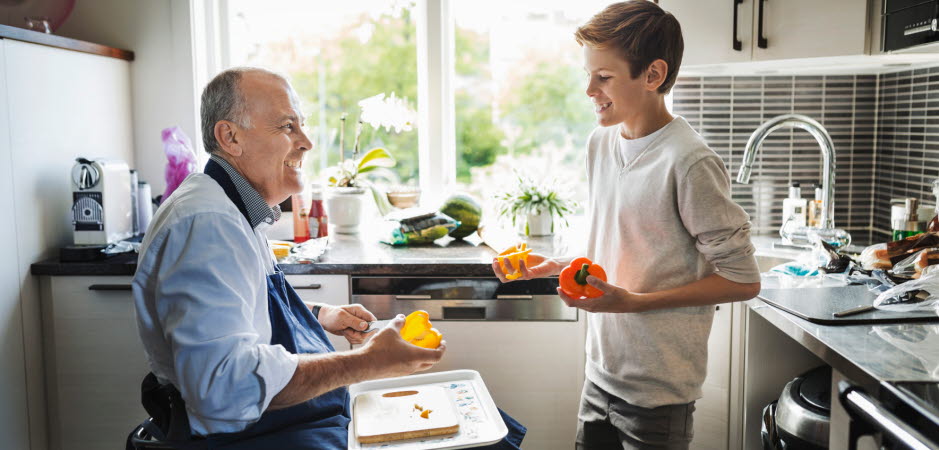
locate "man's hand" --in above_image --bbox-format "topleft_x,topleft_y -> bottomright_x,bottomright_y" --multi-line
557,275 -> 647,313
492,252 -> 562,282
360,315 -> 446,378
317,304 -> 377,345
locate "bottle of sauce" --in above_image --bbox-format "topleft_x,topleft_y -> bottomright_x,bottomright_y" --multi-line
292,191 -> 310,243
308,184 -> 328,239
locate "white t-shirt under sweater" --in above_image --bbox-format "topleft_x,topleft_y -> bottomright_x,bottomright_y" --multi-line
584,116 -> 760,409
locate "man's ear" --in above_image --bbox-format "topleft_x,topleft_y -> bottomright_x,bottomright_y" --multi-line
645,59 -> 669,92
214,121 -> 243,157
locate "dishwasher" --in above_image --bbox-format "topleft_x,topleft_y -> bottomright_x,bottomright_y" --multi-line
352,276 -> 586,450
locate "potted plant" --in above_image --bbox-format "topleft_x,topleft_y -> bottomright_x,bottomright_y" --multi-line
496,172 -> 576,237
324,93 -> 414,233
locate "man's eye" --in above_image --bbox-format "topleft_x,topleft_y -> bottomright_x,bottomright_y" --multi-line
282,124 -> 294,130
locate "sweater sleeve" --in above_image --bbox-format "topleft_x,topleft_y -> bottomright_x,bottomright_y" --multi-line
677,156 -> 761,284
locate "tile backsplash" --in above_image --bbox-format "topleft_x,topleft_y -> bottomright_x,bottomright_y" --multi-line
673,66 -> 939,245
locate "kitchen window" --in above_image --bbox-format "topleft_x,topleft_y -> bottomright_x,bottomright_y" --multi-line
198,0 -> 612,209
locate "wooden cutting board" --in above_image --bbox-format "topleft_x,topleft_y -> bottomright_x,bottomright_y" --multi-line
354,385 -> 460,444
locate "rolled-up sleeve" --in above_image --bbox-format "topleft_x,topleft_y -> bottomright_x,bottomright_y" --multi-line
678,156 -> 761,284
154,213 -> 299,433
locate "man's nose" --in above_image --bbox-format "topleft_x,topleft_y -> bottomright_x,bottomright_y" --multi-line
297,128 -> 313,152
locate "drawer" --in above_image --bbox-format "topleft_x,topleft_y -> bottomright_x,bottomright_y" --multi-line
286,274 -> 350,307
286,275 -> 351,351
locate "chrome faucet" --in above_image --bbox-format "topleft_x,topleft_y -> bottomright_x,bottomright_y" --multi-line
736,114 -> 836,229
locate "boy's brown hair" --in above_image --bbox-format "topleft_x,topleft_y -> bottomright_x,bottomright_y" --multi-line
575,1 -> 683,94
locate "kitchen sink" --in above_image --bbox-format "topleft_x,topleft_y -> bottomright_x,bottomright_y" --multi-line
755,254 -> 796,273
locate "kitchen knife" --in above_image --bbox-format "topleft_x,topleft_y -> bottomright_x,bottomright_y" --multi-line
363,319 -> 392,333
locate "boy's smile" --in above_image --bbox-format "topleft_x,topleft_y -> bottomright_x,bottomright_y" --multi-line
582,46 -> 673,139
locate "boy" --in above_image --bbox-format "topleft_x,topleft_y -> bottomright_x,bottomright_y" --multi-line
493,2 -> 761,449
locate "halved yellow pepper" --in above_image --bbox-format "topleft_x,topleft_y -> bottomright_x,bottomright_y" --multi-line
400,310 -> 443,349
497,243 -> 533,280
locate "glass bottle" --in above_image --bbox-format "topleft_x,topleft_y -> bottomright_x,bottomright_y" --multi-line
292,191 -> 310,243
929,178 -> 939,233
308,184 -> 328,239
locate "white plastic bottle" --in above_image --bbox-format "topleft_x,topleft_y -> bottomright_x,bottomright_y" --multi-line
782,182 -> 808,228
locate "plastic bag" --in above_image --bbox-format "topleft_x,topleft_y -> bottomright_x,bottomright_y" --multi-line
873,265 -> 939,313
161,126 -> 198,202
858,243 -> 890,271
379,208 -> 460,246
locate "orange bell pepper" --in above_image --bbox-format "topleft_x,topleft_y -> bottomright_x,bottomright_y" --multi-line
497,243 -> 533,280
399,310 -> 443,349
559,257 -> 607,299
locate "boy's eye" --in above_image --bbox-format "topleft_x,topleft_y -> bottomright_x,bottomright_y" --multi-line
598,76 -> 611,81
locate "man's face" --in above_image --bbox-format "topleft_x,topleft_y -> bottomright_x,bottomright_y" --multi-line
230,73 -> 312,206
583,46 -> 652,128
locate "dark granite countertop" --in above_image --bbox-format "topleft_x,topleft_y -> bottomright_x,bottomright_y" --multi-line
30,226 -> 579,277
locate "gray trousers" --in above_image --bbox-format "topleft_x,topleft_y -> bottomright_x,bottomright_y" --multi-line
575,381 -> 695,450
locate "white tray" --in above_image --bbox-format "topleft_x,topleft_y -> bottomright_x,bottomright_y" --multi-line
348,369 -> 508,450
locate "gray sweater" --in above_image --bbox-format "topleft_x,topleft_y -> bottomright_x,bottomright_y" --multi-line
584,116 -> 760,408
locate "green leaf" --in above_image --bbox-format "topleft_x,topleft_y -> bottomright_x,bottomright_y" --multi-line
357,147 -> 396,173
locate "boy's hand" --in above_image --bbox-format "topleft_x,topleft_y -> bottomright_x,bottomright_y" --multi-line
557,276 -> 648,313
492,253 -> 561,282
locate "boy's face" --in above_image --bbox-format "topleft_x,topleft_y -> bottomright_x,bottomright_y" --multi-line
583,46 -> 654,128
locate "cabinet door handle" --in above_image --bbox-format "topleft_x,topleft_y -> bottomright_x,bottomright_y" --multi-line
395,295 -> 432,300
88,284 -> 132,291
757,0 -> 768,49
293,284 -> 322,290
496,295 -> 533,300
732,0 -> 743,51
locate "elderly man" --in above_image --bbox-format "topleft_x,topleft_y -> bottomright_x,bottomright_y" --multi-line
132,68 -> 524,449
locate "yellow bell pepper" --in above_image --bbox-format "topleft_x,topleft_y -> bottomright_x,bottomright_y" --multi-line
497,243 -> 533,280
400,310 -> 443,349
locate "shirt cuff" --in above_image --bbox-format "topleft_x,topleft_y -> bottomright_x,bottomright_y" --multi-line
255,344 -> 300,413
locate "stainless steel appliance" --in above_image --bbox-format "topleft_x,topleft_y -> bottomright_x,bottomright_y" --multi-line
351,276 -> 575,322
839,381 -> 939,449
763,366 -> 832,450
883,0 -> 939,51
70,157 -> 133,245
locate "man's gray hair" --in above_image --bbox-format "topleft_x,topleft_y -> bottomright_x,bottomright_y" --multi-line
200,67 -> 287,153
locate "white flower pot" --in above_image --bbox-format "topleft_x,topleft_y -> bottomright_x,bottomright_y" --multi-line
325,187 -> 367,234
525,210 -> 554,237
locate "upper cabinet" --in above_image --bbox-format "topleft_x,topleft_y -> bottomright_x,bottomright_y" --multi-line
661,0 -> 872,67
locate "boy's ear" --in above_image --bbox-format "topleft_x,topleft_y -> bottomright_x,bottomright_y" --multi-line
645,59 -> 669,92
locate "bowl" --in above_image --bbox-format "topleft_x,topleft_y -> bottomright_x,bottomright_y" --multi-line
386,187 -> 421,209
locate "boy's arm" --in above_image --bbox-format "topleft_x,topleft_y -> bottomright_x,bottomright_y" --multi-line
558,273 -> 760,313
558,155 -> 762,313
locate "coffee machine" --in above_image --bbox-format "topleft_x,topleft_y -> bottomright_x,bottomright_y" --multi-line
70,157 -> 133,245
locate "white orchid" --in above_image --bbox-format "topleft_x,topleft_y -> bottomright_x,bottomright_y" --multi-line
358,92 -> 416,134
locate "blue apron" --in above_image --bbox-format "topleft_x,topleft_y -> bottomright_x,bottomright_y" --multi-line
194,160 -> 525,448
204,269 -> 350,449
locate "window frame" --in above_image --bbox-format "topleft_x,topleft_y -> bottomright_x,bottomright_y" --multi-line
195,0 -> 459,200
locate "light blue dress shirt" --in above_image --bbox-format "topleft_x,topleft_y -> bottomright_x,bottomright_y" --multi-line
133,168 -> 299,436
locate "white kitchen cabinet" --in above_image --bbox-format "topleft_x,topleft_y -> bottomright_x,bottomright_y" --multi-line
0,39 -> 31,450
39,276 -> 147,450
285,274 -> 351,351
425,317 -> 587,450
39,273 -> 351,450
661,0 -> 871,67
692,303 -> 734,449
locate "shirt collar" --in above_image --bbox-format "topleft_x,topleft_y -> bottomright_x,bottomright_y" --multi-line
209,154 -> 281,229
